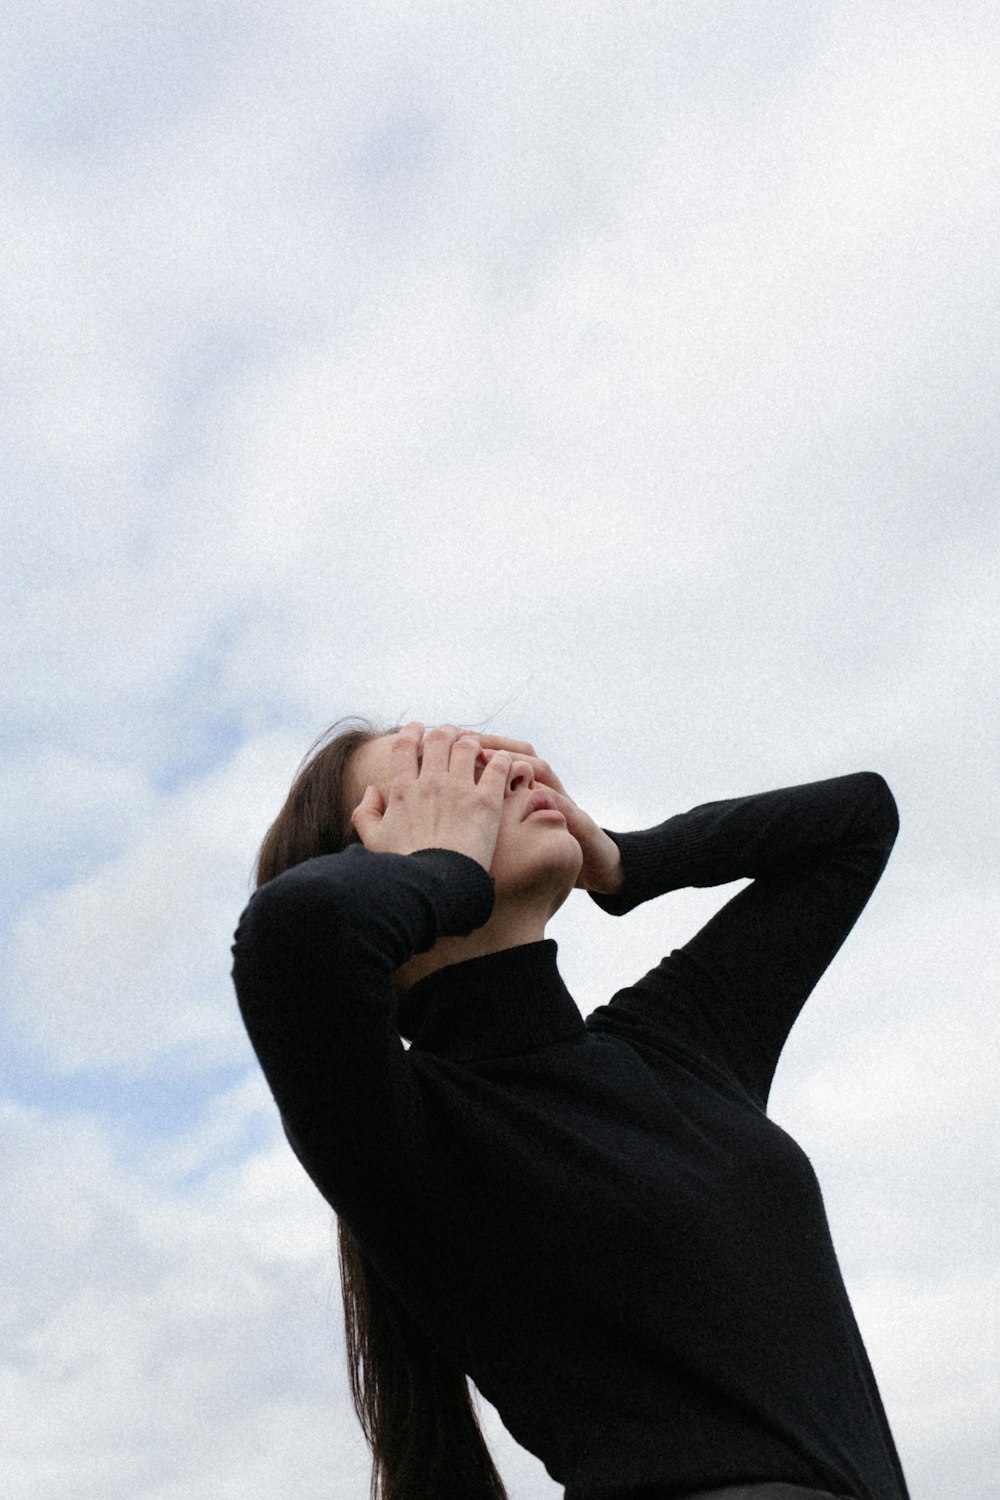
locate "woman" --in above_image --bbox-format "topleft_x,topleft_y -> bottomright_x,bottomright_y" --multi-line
231,718 -> 909,1500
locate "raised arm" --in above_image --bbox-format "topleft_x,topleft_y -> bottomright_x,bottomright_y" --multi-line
588,772 -> 900,1104
232,843 -> 495,1211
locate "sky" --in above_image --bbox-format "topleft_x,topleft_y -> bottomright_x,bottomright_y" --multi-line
2,1 -> 999,1496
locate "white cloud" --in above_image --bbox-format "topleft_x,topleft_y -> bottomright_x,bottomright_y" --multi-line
7,733 -> 303,1073
0,749 -> 155,902
853,1267 -> 1000,1500
0,1095 -> 361,1500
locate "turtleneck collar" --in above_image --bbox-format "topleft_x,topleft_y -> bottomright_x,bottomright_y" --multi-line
396,939 -> 586,1063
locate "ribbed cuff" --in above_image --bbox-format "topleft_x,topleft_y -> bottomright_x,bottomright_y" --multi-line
406,847 -> 497,936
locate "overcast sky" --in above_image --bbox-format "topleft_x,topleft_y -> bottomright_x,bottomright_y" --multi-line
3,2 -> 999,1496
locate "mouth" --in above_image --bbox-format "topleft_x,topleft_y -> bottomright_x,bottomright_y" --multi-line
523,790 -> 564,821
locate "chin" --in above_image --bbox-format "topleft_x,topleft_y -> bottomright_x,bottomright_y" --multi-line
492,827 -> 583,896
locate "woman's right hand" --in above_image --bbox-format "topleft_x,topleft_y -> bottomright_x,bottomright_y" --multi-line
350,722 -> 512,874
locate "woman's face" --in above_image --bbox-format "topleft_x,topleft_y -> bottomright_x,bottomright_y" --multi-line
346,729 -> 583,900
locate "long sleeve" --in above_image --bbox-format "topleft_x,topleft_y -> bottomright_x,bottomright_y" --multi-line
231,844 -> 495,1221
587,773 -> 899,1104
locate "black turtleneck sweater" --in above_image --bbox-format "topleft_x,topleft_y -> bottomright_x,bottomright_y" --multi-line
231,772 -> 908,1500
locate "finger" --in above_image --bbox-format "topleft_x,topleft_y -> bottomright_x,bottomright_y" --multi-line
388,722 -> 423,789
531,756 -> 565,794
449,733 -> 482,778
480,748 -> 511,798
420,723 -> 461,776
477,733 -> 537,756
480,747 -> 566,795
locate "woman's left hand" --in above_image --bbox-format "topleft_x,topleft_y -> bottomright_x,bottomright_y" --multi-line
476,735 -> 624,895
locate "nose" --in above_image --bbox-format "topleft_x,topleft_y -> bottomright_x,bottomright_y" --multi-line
507,756 -> 535,794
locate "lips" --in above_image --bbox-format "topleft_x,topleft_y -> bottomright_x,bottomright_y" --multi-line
523,789 -> 561,820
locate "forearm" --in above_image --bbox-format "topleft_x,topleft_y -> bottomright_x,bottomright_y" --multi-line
590,772 -> 899,917
231,844 -> 494,1128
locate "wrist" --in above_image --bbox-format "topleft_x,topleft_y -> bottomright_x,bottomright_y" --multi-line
590,839 -> 624,895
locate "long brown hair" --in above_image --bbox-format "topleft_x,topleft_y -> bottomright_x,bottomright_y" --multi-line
254,717 -> 510,1500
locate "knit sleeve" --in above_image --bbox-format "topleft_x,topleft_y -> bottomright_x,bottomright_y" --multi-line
231,845 -> 495,1218
587,773 -> 899,1105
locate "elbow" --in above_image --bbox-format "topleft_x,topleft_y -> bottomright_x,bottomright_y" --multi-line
857,771 -> 900,851
231,858 -> 337,985
232,874 -> 288,970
